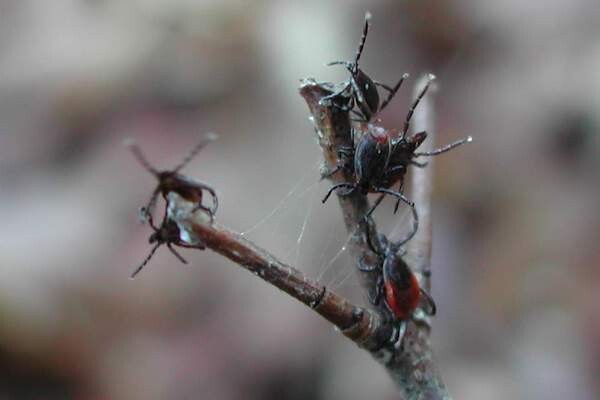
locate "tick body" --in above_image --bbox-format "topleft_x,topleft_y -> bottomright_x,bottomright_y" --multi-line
381,249 -> 424,321
353,126 -> 393,192
128,134 -> 219,222
383,258 -> 421,320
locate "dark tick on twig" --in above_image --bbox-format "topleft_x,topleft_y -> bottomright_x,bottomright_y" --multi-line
127,133 -> 219,223
130,206 -> 206,279
319,12 -> 409,122
358,227 -> 436,347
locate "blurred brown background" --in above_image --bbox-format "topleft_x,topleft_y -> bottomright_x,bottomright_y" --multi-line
1,0 -> 599,399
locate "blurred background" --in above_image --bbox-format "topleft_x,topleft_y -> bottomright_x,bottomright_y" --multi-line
1,0 -> 599,399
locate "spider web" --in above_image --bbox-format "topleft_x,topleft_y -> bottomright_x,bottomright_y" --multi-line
233,156 -> 354,292
237,158 -> 331,270
239,159 -> 321,236
314,195 -> 416,302
236,156 -> 416,303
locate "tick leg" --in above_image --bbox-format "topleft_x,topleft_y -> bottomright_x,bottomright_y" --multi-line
392,180 -> 405,214
193,182 -> 219,216
364,224 -> 382,255
401,74 -> 435,138
357,255 -> 378,272
365,274 -> 383,306
179,241 -> 206,250
319,82 -> 352,110
354,14 -> 370,64
130,243 -> 161,279
326,60 -> 352,67
349,78 -> 368,111
337,146 -> 354,158
357,256 -> 384,306
128,142 -> 159,175
145,207 -> 161,232
167,244 -> 188,264
385,165 -> 407,177
349,78 -> 376,121
414,136 -> 472,157
375,82 -> 396,93
321,163 -> 343,179
321,147 -> 354,179
207,190 -> 219,216
419,288 -> 437,316
373,187 -> 418,247
358,257 -> 384,306
321,183 -> 356,204
392,321 -> 408,350
377,73 -> 409,112
138,207 -> 149,223
329,96 -> 354,112
141,187 -> 161,223
350,108 -> 368,122
375,166 -> 406,214
191,203 -> 215,223
396,201 -> 419,247
364,192 -> 386,218
339,186 -> 357,196
373,275 -> 384,305
376,188 -> 414,208
172,134 -> 218,173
